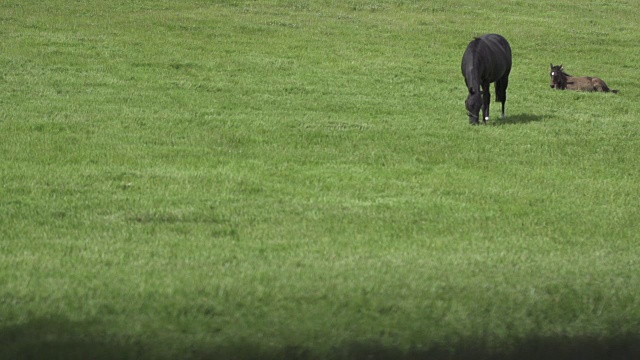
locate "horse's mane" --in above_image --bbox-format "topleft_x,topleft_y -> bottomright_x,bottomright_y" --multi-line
560,69 -> 572,77
471,37 -> 482,49
468,37 -> 483,66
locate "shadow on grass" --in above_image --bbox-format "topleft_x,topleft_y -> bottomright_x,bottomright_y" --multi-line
493,113 -> 551,126
1,318 -> 639,360
0,318 -> 148,360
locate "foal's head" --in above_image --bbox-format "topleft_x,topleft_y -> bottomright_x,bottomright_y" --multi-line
550,64 -> 568,90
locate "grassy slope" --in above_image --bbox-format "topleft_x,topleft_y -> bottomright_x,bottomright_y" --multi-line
1,0 -> 639,359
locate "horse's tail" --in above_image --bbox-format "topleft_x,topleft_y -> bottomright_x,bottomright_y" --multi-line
604,85 -> 619,94
597,78 -> 619,94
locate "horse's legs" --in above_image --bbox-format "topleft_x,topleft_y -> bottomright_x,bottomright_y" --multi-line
481,83 -> 491,124
495,76 -> 509,119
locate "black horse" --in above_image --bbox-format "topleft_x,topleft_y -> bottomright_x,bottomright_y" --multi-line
461,34 -> 512,125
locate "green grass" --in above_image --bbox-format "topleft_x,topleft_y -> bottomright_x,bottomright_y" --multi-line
1,0 -> 640,359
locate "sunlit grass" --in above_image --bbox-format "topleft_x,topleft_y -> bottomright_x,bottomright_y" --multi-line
1,0 -> 639,359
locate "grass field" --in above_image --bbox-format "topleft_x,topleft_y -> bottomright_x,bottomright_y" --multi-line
1,0 -> 640,359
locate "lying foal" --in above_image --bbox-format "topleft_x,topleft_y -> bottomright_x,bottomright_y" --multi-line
550,64 -> 618,93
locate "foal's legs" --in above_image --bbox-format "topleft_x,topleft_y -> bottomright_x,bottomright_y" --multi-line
481,83 -> 491,124
495,76 -> 509,119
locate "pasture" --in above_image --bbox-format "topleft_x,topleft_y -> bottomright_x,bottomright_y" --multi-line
1,0 -> 639,359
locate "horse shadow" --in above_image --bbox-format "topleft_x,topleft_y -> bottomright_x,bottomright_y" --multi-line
493,113 -> 550,125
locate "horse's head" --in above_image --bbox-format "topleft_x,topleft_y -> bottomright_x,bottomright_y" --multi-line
550,64 -> 566,89
465,88 -> 482,124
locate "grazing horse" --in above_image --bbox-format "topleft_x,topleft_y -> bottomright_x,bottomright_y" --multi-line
461,34 -> 512,125
550,64 -> 619,93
